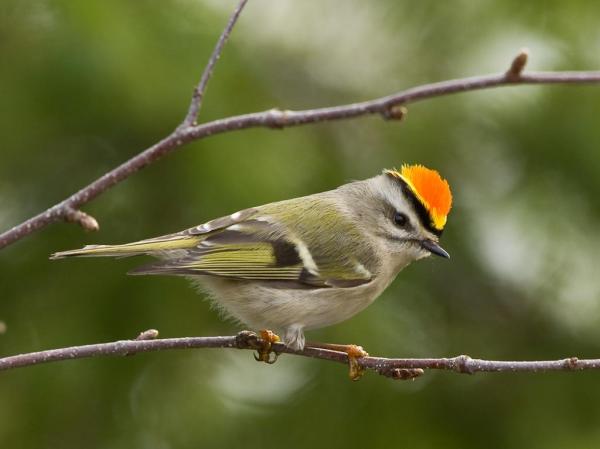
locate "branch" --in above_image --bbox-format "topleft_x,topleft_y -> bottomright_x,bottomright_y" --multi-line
1,331 -> 600,381
181,0 -> 248,128
2,18 -> 600,251
0,0 -> 249,250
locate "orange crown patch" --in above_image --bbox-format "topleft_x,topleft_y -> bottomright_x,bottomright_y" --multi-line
386,164 -> 452,230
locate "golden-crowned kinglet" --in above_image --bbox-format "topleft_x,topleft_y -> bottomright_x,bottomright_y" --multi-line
52,164 -> 452,350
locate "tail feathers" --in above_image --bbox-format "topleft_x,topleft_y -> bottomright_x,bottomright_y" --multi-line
50,244 -> 148,259
50,236 -> 198,260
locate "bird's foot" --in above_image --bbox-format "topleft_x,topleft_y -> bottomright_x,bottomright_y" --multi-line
306,341 -> 369,381
346,344 -> 369,381
254,329 -> 281,364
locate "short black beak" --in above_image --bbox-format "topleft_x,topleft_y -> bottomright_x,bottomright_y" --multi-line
421,239 -> 450,259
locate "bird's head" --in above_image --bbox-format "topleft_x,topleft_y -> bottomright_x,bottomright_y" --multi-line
350,164 -> 453,265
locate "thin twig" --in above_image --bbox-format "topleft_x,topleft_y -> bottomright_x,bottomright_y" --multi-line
182,71 -> 600,132
1,331 -> 599,381
1,43 -> 600,251
181,0 -> 249,128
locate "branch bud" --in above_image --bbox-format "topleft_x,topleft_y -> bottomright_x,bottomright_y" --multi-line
506,48 -> 529,81
64,207 -> 100,232
382,105 -> 408,121
135,329 -> 160,341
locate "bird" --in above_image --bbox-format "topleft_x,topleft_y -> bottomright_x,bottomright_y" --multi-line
51,164 -> 452,369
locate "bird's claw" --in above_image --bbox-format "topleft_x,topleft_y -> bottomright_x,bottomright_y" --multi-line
254,329 -> 281,364
253,351 -> 279,364
347,345 -> 369,381
305,341 -> 370,380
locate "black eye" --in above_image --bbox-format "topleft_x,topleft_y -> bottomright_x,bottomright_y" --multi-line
393,212 -> 409,227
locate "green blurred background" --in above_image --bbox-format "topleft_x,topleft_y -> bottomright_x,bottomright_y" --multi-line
2,0 -> 600,447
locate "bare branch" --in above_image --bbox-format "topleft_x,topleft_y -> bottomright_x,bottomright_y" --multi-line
1,29 -> 600,251
181,0 -> 249,128
1,331 -> 599,380
0,0 -> 251,251
181,71 -> 600,134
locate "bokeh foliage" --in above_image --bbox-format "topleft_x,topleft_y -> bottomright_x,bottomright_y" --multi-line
2,1 -> 600,448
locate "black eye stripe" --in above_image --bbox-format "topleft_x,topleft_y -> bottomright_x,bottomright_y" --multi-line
388,176 -> 443,237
